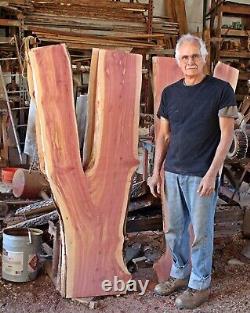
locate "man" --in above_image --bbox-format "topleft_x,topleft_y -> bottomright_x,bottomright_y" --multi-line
148,34 -> 238,309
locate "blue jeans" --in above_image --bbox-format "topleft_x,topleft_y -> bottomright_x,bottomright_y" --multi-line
164,171 -> 219,290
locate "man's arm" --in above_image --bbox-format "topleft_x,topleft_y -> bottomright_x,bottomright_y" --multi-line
197,116 -> 235,196
148,117 -> 170,197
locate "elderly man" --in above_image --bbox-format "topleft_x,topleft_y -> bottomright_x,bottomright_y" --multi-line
148,34 -> 237,309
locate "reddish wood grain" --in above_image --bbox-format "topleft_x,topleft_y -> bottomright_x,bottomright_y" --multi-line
152,57 -> 183,135
152,57 -> 183,282
213,61 -> 239,91
29,44 -> 142,297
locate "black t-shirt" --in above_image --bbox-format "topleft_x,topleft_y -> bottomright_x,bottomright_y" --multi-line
157,75 -> 237,177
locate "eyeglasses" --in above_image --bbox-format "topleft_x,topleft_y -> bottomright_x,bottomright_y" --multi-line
180,54 -> 202,63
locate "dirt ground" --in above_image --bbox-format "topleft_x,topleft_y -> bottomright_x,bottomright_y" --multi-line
0,233 -> 249,313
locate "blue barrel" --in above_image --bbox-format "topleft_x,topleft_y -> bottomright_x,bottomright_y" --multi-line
2,228 -> 43,282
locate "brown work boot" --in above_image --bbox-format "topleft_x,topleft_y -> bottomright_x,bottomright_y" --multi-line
175,287 -> 210,309
154,277 -> 189,296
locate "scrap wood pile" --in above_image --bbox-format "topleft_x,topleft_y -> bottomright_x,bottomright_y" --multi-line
3,199 -> 58,229
0,0 -> 179,51
0,168 -> 58,235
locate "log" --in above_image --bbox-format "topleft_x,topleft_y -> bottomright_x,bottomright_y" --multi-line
15,198 -> 55,217
9,210 -> 59,228
12,169 -> 50,199
0,199 -> 36,207
29,44 -> 142,297
152,57 -> 183,282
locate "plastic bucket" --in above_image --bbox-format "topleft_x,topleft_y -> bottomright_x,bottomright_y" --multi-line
2,228 -> 43,282
1,167 -> 19,183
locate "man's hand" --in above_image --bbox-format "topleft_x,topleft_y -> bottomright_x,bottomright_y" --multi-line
197,174 -> 216,197
147,174 -> 161,198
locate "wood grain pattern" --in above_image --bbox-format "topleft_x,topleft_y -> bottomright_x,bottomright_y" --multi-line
3,1 -> 179,52
213,61 -> 239,91
152,56 -> 183,135
29,44 -> 142,297
152,57 -> 183,282
174,0 -> 188,35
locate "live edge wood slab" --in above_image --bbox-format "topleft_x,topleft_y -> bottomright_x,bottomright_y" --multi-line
29,44 -> 142,298
152,57 -> 183,282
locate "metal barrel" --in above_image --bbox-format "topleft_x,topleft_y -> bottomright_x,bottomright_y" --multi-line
2,228 -> 43,282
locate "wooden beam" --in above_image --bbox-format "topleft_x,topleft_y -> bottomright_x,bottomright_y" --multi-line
174,0 -> 188,34
0,19 -> 20,27
164,0 -> 176,20
222,3 -> 250,15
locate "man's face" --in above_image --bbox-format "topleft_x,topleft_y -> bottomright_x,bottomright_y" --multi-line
177,42 -> 206,77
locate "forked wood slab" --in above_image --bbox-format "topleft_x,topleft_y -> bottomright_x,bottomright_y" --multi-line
29,44 -> 142,297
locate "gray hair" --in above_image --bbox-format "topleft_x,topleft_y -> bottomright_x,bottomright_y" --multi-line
175,33 -> 208,65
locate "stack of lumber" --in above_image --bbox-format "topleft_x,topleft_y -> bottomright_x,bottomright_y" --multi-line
164,0 -> 188,35
1,0 -> 179,51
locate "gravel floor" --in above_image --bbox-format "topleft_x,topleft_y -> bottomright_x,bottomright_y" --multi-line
0,233 -> 249,313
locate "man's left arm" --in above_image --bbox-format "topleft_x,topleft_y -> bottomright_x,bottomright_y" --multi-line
197,116 -> 235,196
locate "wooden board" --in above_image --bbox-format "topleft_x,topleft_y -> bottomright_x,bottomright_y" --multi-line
174,0 -> 188,35
164,0 -> 176,20
152,57 -> 183,282
29,44 -> 142,297
213,61 -> 239,91
164,0 -> 187,34
152,57 -> 183,134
